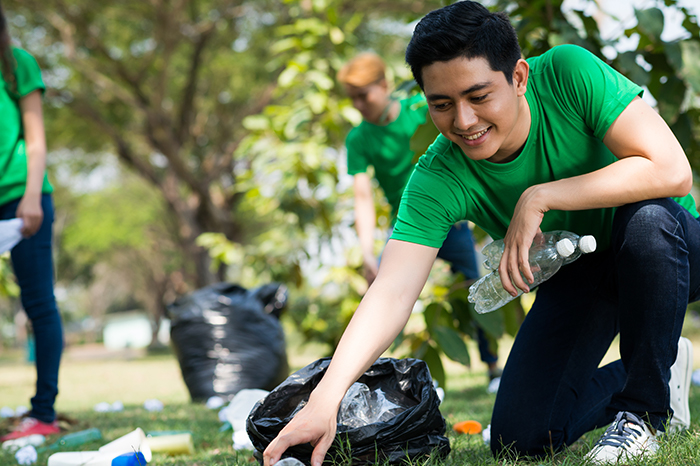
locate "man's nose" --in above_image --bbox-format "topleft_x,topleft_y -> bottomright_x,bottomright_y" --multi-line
454,103 -> 478,131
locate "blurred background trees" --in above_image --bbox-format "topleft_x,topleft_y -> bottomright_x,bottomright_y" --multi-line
1,0 -> 698,382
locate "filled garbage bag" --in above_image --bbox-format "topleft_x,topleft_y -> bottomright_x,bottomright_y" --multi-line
247,357 -> 450,465
168,282 -> 289,402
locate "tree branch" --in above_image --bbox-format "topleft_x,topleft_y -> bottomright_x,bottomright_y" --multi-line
176,24 -> 215,146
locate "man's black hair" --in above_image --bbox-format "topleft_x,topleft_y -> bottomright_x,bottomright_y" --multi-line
406,1 -> 522,89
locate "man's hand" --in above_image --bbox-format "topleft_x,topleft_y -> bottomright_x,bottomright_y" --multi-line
16,194 -> 43,237
499,185 -> 547,296
263,396 -> 339,466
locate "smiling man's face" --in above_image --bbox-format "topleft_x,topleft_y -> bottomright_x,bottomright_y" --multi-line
422,56 -> 530,163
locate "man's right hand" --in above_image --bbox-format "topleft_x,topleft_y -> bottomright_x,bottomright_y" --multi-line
263,396 -> 339,466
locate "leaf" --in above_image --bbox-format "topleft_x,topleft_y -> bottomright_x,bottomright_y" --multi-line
329,27 -> 345,45
502,299 -> 525,338
635,8 -> 665,42
681,40 -> 700,94
242,115 -> 270,131
409,118 -> 440,163
664,41 -> 683,74
471,299 -> 505,339
655,74 -> 686,123
422,344 -> 446,390
433,325 -> 471,367
423,302 -> 444,332
615,52 -> 650,88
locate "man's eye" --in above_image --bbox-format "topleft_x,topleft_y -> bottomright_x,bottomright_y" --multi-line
432,103 -> 450,110
472,94 -> 488,102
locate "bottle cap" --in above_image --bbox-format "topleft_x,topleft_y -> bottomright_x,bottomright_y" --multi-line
579,235 -> 597,253
556,238 -> 575,257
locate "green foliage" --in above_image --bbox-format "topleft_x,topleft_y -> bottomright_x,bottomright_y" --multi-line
501,0 -> 700,166
0,255 -> 19,298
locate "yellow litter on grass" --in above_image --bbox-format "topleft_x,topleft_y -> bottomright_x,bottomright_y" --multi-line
145,433 -> 194,455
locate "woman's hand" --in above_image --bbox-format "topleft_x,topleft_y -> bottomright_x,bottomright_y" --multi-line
263,394 -> 339,466
16,194 -> 43,237
498,185 -> 548,296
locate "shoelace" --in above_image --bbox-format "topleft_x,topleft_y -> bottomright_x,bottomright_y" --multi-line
596,412 -> 645,448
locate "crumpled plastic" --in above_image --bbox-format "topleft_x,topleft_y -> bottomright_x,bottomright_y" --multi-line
144,399 -> 164,412
0,218 -> 23,254
94,401 -> 124,412
206,396 -> 225,410
247,357 -> 451,465
336,382 -> 406,428
15,445 -> 37,465
482,424 -> 492,446
1,434 -> 45,453
220,389 -> 270,450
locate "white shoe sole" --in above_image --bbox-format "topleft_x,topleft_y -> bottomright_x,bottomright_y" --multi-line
668,336 -> 693,432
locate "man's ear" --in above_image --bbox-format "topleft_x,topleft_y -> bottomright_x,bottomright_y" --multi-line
513,59 -> 529,96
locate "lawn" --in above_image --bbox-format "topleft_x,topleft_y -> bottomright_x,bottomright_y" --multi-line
2,322 -> 700,466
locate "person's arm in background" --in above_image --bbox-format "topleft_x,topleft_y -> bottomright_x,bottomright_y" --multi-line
263,239 -> 438,466
354,173 -> 379,285
16,90 -> 46,237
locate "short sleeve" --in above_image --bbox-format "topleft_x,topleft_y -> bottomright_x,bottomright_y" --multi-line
12,48 -> 45,98
346,127 -> 369,175
548,45 -> 642,140
390,137 -> 464,248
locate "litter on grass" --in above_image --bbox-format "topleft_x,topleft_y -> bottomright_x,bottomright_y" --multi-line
692,369 -> 700,386
15,444 -> 37,465
218,389 -> 270,450
452,420 -> 482,435
93,401 -> 124,413
143,399 -> 163,412
47,427 -> 152,466
2,434 -> 45,452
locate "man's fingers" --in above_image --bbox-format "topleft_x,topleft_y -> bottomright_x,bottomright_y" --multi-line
264,434 -> 296,466
310,435 -> 334,466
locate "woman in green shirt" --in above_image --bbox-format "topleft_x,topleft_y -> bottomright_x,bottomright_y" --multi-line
0,1 -> 63,441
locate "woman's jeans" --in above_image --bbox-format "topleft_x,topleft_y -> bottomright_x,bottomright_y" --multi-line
0,194 -> 62,423
490,199 -> 700,457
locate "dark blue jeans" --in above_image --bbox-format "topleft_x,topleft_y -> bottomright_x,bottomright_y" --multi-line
490,199 -> 700,457
0,194 -> 62,423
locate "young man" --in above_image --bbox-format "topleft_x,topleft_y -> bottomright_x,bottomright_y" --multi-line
338,52 -> 501,379
264,2 -> 697,465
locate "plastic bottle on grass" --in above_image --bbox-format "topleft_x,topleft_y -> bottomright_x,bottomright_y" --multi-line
469,231 -> 596,314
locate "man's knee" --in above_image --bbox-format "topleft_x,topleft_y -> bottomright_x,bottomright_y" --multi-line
612,199 -> 684,257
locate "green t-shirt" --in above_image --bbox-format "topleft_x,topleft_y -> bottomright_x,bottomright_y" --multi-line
392,44 -> 698,251
0,47 -> 52,207
346,93 -> 428,219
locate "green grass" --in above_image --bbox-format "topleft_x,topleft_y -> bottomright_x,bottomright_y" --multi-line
2,330 -> 700,465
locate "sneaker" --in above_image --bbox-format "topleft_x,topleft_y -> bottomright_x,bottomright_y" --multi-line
584,411 -> 659,464
0,417 -> 60,441
668,336 -> 693,432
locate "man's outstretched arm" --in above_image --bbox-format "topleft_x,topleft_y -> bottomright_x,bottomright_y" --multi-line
263,239 -> 438,466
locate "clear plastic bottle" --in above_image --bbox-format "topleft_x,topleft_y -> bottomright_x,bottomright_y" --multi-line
481,231 -> 596,270
469,232 -> 596,314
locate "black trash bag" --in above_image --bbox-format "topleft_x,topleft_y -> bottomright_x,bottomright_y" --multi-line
167,282 -> 289,402
247,357 -> 451,465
